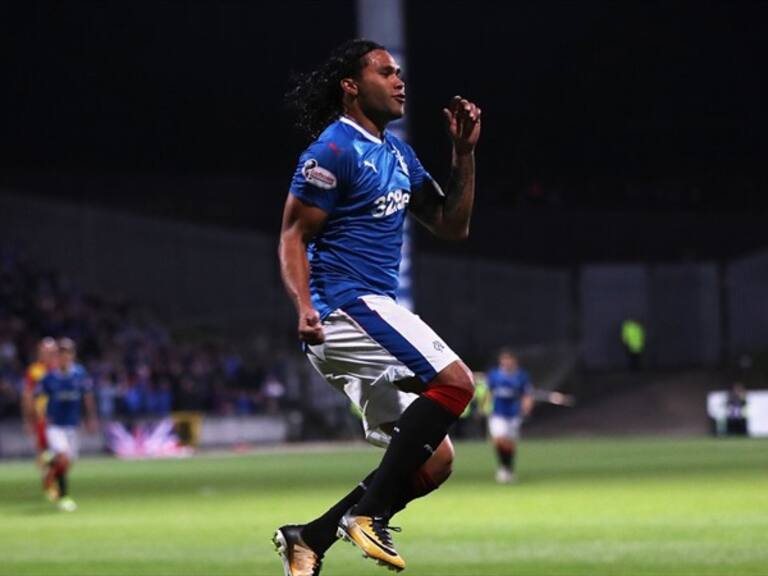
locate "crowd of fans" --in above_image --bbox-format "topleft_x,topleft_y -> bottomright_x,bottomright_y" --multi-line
0,246 -> 289,421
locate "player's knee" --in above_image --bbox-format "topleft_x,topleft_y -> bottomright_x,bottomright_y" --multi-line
55,454 -> 70,472
455,363 -> 475,408
424,361 -> 474,416
430,360 -> 474,391
496,438 -> 515,453
446,360 -> 475,393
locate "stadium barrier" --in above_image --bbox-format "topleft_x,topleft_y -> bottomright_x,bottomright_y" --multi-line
2,192 -> 768,370
0,414 -> 291,459
707,390 -> 768,437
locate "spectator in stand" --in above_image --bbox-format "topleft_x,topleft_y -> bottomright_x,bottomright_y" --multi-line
95,371 -> 120,421
1,245 -> 302,427
146,378 -> 173,416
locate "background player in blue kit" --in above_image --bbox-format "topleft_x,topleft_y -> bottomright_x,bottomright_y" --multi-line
487,349 -> 534,484
275,39 -> 481,574
37,338 -> 98,511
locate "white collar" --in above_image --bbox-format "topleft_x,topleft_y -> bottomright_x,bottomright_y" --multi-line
340,116 -> 383,145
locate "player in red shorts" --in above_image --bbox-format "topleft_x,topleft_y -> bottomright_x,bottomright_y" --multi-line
22,337 -> 58,494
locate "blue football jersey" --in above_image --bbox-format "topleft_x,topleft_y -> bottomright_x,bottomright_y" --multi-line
39,363 -> 92,427
487,368 -> 532,418
290,117 -> 434,319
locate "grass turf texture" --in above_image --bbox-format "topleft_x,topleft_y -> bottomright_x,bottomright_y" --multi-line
1,437 -> 766,576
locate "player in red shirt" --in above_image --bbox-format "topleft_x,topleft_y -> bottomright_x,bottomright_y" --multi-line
22,338 -> 58,482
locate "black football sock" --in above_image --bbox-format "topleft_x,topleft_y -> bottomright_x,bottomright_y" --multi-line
497,446 -> 513,470
300,469 -> 377,555
57,473 -> 68,498
508,451 -> 516,472
353,396 -> 456,518
389,467 -> 441,519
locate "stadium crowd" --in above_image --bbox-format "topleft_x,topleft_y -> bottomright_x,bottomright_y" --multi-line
0,246 -> 287,422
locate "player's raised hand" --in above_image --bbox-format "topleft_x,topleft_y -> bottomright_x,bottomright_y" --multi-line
299,307 -> 325,345
443,95 -> 482,155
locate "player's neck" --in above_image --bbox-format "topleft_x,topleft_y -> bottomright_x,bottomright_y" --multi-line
342,110 -> 386,140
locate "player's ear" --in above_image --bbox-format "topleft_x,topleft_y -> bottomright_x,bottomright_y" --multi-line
340,77 -> 358,97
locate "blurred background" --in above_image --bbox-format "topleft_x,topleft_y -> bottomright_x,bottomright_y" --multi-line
1,0 -> 767,457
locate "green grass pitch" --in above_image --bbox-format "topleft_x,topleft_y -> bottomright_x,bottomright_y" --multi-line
1,437 -> 766,575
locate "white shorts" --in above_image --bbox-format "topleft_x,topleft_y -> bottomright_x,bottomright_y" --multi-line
488,415 -> 523,441
307,294 -> 459,447
46,425 -> 80,460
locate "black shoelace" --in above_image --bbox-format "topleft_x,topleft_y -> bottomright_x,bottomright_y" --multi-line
371,517 -> 402,548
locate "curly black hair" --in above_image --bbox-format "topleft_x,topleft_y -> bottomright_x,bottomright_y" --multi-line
285,39 -> 385,141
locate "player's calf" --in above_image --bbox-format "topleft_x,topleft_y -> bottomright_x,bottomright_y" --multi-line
416,436 -> 454,490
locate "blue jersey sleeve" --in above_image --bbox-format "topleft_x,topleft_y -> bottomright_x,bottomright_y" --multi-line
521,370 -> 533,394
400,141 -> 433,193
289,139 -> 352,213
75,364 -> 93,393
486,369 -> 499,391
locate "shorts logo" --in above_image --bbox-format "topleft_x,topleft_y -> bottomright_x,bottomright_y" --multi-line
302,159 -> 337,190
433,340 -> 445,352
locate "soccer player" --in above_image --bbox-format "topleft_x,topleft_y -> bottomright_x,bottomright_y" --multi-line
22,337 -> 58,472
37,338 -> 98,511
486,349 -> 534,484
275,39 -> 481,574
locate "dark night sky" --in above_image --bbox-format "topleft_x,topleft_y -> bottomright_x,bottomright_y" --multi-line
407,2 -> 766,208
2,1 -> 767,260
2,1 -> 354,175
